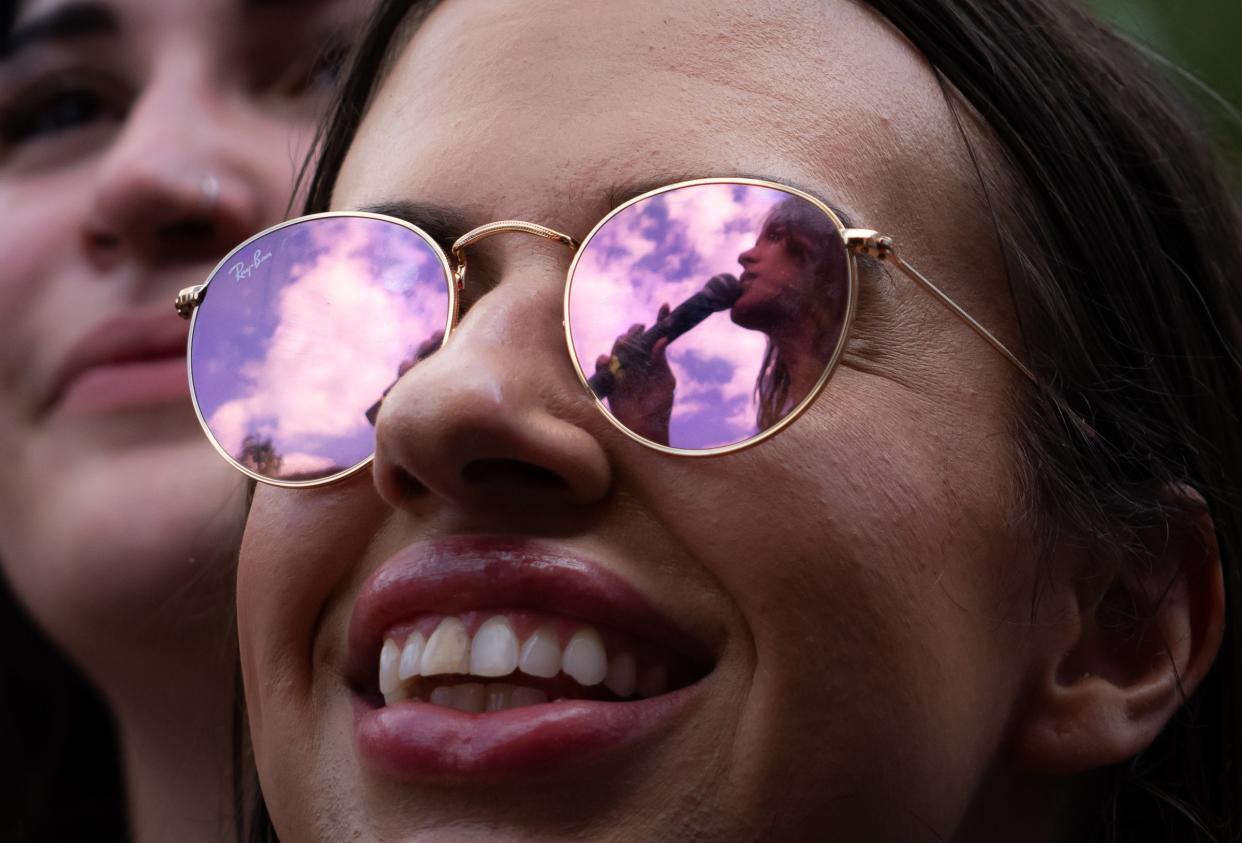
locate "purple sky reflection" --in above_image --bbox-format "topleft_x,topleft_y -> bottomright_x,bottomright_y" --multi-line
570,183 -> 791,449
191,216 -> 449,479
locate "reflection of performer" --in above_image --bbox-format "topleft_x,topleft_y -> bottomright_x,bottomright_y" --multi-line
365,330 -> 445,425
599,198 -> 846,444
732,197 -> 847,430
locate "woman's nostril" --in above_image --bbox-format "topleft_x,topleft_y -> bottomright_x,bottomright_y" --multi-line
462,459 -> 568,492
391,466 -> 427,502
158,218 -> 214,241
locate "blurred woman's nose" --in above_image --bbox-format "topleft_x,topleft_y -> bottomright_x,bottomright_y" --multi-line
84,67 -> 273,268
371,263 -> 612,512
738,244 -> 758,267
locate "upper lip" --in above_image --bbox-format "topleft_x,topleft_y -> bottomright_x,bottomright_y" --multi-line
345,536 -> 715,692
44,304 -> 191,412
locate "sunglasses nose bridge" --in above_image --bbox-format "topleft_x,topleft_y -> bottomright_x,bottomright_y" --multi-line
450,220 -> 580,289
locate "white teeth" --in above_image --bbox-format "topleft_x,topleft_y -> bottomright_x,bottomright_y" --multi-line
637,665 -> 668,698
605,652 -> 637,697
455,683 -> 485,713
382,685 -> 410,707
398,632 -> 424,681
485,683 -> 516,712
483,683 -> 549,712
428,683 -> 485,713
380,614 -> 678,707
562,627 -> 607,686
379,638 -> 402,695
469,616 -> 519,677
511,686 -> 549,707
421,616 -> 471,676
518,625 -> 562,679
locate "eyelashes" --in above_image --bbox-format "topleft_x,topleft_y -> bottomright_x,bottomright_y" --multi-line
0,67 -> 130,149
0,36 -> 345,161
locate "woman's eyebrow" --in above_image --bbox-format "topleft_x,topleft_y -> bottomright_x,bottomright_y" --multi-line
1,2 -> 120,62
358,200 -> 474,253
602,174 -> 856,228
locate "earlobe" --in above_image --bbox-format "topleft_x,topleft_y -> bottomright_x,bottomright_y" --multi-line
1012,494 -> 1225,776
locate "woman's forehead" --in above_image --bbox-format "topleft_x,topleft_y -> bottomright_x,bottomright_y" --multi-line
337,0 -> 1001,308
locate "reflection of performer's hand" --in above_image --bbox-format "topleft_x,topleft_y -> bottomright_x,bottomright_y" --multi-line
398,329 -> 445,377
596,303 -> 674,445
366,329 -> 447,426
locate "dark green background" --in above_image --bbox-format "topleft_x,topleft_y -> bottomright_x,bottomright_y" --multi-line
1088,0 -> 1242,158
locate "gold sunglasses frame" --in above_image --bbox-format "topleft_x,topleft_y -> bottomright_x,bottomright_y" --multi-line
177,177 -> 1039,486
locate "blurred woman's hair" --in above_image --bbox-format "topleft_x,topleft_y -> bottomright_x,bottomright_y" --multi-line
285,0 -> 1242,839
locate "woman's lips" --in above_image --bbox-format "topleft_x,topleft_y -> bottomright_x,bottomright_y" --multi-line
354,686 -> 698,781
47,306 -> 192,416
346,536 -> 714,779
58,357 -> 190,414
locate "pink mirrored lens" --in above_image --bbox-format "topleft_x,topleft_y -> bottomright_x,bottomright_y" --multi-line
568,183 -> 849,451
190,215 -> 450,482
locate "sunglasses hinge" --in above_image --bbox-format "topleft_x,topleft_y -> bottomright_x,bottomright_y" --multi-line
843,229 -> 895,261
175,284 -> 205,319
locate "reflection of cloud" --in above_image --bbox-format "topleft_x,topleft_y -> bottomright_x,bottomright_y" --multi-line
196,217 -> 449,473
570,184 -> 782,448
279,452 -> 341,476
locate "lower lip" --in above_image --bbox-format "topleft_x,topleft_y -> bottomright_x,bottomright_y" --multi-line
58,357 -> 190,415
354,684 -> 697,781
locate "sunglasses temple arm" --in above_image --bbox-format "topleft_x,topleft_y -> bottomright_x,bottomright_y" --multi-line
844,230 -> 1038,385
846,230 -> 1100,442
891,255 -> 1040,386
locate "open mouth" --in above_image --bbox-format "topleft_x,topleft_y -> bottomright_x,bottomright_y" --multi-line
346,538 -> 716,778
366,609 -> 704,712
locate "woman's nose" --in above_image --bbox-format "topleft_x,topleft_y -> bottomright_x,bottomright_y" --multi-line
84,77 -> 269,269
738,245 -> 757,267
371,269 -> 612,512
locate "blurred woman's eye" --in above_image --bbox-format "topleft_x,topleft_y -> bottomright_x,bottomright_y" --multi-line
0,71 -> 128,147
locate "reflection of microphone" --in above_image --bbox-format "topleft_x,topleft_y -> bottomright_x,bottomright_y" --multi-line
588,273 -> 742,398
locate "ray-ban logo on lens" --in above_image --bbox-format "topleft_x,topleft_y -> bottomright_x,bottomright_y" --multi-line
229,249 -> 273,281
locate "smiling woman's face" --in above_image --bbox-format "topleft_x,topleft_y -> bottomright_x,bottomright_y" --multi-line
239,0 -> 1048,838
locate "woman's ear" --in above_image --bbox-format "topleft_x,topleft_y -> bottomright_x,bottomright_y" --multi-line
1013,486 -> 1225,775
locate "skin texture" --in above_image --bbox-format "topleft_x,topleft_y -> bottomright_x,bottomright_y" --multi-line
237,1 -> 1224,840
0,0 -> 360,839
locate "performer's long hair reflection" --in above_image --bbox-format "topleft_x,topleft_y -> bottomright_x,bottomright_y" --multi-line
596,197 -> 848,445
732,198 -> 848,430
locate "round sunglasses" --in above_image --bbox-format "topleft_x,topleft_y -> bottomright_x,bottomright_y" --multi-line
175,177 -> 1038,487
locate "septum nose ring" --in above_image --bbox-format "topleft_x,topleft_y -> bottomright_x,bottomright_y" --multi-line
199,174 -> 220,216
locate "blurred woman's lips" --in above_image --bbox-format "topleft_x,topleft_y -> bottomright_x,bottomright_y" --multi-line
346,536 -> 715,780
46,306 -> 192,416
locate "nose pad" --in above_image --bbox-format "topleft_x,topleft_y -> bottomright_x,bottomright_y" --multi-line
371,292 -> 612,511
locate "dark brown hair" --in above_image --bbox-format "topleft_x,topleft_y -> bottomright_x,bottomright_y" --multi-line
284,1 -> 1242,839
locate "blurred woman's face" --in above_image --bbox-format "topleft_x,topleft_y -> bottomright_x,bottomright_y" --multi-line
239,0 -> 1046,839
0,0 -> 357,665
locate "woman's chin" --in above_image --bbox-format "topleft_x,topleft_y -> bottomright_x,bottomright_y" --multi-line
0,433 -> 244,639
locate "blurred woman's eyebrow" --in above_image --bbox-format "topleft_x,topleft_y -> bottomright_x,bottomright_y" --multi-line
1,2 -> 120,62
